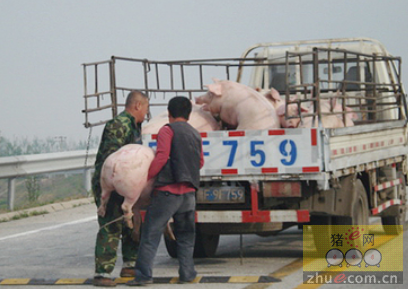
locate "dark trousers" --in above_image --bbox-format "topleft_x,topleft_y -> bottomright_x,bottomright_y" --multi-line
135,190 -> 197,281
93,188 -> 138,275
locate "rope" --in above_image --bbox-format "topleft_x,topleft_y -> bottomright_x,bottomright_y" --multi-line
98,213 -> 133,231
98,215 -> 125,231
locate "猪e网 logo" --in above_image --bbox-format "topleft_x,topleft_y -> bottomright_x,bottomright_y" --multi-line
303,225 -> 403,284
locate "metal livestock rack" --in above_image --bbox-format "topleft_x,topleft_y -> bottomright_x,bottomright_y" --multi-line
82,46 -> 406,129
81,56 -> 263,128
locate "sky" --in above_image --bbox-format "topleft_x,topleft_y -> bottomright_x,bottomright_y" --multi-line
1,0 -> 408,143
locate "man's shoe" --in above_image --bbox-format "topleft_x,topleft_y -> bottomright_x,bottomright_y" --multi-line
93,276 -> 116,287
126,278 -> 153,286
120,267 -> 136,277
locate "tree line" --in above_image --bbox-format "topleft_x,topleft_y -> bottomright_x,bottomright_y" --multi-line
0,131 -> 100,208
0,131 -> 100,157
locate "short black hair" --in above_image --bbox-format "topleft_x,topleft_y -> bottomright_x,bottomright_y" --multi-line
168,96 -> 192,120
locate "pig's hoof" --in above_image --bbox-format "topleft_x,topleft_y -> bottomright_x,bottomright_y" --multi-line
97,206 -> 106,217
124,213 -> 133,229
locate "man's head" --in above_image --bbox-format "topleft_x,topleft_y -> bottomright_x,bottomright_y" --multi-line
125,90 -> 149,123
167,96 -> 192,122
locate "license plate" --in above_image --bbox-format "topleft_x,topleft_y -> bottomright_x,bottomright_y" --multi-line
196,186 -> 245,204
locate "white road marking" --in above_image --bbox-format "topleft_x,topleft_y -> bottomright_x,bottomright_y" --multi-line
0,216 -> 97,241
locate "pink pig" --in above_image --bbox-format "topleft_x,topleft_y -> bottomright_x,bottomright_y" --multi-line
332,102 -> 358,127
299,98 -> 358,128
97,144 -> 155,232
195,79 -> 280,130
261,88 -> 357,128
261,88 -> 305,128
143,104 -> 220,134
276,104 -> 307,128
262,87 -> 284,109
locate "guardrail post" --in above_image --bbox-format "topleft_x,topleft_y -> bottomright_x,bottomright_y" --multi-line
8,177 -> 16,211
84,169 -> 92,195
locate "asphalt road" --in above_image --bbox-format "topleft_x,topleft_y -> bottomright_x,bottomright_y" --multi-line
0,201 -> 407,288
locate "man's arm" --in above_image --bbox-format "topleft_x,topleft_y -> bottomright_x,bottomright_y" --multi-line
100,119 -> 129,156
200,141 -> 204,169
148,125 -> 173,180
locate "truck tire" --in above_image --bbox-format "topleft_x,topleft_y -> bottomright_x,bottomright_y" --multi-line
333,179 -> 369,225
164,223 -> 178,258
330,178 -> 369,250
164,237 -> 178,258
381,173 -> 406,234
164,224 -> 220,258
310,215 -> 332,254
193,225 -> 220,258
351,179 -> 369,225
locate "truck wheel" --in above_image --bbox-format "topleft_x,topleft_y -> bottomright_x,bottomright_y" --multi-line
330,179 -> 369,250
193,225 -> 220,258
310,215 -> 332,254
334,179 -> 369,225
164,233 -> 178,258
351,179 -> 369,225
381,173 -> 406,234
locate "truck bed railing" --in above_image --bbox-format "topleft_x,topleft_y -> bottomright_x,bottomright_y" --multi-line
277,47 -> 406,126
82,44 -> 406,128
82,57 -> 265,127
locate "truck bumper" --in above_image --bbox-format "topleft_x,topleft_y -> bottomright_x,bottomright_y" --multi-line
195,209 -> 309,223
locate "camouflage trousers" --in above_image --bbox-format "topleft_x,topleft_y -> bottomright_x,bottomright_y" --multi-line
93,184 -> 139,275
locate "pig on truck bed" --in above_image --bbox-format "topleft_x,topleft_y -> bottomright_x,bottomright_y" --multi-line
82,38 -> 407,258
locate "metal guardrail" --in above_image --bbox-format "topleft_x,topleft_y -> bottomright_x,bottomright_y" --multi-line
0,150 -> 97,211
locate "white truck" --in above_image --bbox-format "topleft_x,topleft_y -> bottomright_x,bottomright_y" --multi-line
82,38 -> 407,257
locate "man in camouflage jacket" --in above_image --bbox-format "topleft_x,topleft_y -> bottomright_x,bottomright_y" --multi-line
92,90 -> 149,287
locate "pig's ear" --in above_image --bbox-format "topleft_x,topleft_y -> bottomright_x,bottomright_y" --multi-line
212,77 -> 221,83
346,107 -> 358,120
207,83 -> 222,97
276,105 -> 285,116
264,88 -> 281,103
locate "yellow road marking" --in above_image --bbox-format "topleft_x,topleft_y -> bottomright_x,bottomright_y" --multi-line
54,278 -> 87,285
0,279 -> 30,285
169,276 -> 202,284
229,276 -> 260,283
243,258 -> 304,288
114,277 -> 133,284
271,258 -> 305,279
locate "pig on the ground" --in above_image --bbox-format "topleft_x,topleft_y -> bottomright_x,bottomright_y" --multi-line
142,104 -> 220,134
195,79 -> 280,130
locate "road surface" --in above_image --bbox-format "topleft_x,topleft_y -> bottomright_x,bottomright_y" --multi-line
0,199 -> 406,288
